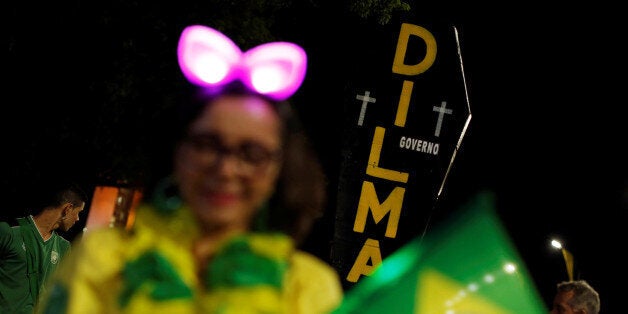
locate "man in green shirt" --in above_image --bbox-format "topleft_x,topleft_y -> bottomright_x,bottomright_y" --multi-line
1,180 -> 88,313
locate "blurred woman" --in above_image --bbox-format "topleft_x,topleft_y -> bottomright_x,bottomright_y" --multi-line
36,25 -> 342,314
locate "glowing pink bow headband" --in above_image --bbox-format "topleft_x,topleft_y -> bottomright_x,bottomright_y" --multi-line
177,25 -> 307,101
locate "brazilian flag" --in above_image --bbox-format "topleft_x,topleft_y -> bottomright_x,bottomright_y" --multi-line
333,191 -> 547,314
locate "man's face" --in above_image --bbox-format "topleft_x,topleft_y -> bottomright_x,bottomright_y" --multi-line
60,202 -> 85,232
550,290 -> 578,314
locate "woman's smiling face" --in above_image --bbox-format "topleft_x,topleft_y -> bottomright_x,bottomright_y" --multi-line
174,94 -> 283,232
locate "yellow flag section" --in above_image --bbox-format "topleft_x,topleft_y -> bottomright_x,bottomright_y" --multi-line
416,270 -> 514,314
561,248 -> 574,281
333,191 -> 546,314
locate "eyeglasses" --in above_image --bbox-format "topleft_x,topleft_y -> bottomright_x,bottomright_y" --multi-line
182,132 -> 282,174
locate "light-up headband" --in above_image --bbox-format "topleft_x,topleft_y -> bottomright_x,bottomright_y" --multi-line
177,25 -> 307,101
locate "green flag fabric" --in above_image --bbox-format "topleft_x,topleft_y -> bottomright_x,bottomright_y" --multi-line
332,191 -> 547,314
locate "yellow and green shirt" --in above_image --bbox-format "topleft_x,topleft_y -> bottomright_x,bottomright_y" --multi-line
36,204 -> 343,314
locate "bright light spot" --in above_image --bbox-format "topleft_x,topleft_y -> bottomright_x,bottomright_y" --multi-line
446,310 -> 455,314
467,283 -> 479,292
504,262 -> 517,274
551,239 -> 563,250
484,274 -> 495,283
251,65 -> 284,93
195,55 -> 229,84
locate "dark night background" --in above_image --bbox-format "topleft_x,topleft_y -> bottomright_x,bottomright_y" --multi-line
5,1 -> 625,312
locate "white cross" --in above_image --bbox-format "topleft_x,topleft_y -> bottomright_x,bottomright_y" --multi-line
356,91 -> 376,126
432,101 -> 453,137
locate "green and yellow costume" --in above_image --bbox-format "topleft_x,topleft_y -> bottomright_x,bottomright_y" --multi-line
36,204 -> 343,314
